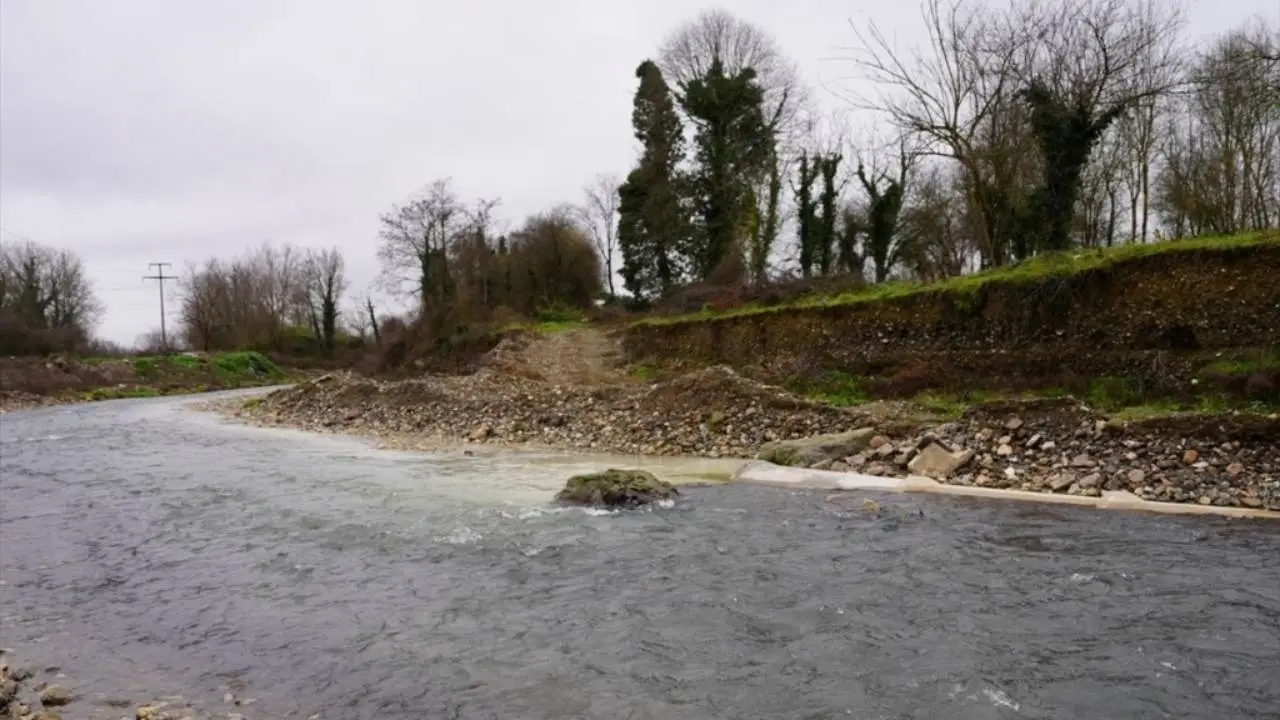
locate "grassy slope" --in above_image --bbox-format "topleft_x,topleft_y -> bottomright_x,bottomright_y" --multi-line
634,231 -> 1280,327
72,351 -> 289,401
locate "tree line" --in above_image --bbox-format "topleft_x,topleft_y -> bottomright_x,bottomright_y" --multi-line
617,1 -> 1279,296
4,0 -> 1275,356
178,241 -> 349,354
0,238 -> 102,355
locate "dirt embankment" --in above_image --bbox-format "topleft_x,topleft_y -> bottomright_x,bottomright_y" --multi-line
224,326 -> 1279,512
623,238 -> 1280,400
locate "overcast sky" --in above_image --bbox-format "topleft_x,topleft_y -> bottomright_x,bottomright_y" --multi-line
2,0 -> 1274,345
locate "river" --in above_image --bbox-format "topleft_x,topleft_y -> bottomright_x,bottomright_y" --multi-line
1,393 -> 1277,719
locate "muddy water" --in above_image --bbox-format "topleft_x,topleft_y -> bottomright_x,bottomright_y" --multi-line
1,393 -> 1278,719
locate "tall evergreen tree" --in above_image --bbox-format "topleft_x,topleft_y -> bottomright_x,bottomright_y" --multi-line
816,153 -> 843,275
617,60 -> 688,300
793,152 -> 820,277
681,58 -> 772,280
746,150 -> 782,284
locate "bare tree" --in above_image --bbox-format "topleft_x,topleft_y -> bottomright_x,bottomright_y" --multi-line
135,328 -> 173,354
659,9 -> 807,138
302,247 -> 347,352
577,173 -> 622,296
1076,130 -> 1127,246
252,241 -> 301,349
1157,20 -> 1280,234
1111,0 -> 1183,242
376,178 -> 469,310
846,0 -> 1031,265
896,161 -> 977,281
178,258 -> 229,352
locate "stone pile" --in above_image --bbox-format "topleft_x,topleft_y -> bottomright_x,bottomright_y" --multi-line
770,398 -> 1279,510
227,371 -> 1278,511
230,366 -> 920,459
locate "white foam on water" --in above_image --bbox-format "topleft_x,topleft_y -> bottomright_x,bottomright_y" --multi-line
982,688 -> 1021,711
435,526 -> 483,545
1069,573 -> 1096,583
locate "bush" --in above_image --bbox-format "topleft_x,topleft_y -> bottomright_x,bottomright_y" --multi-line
212,351 -> 283,380
131,356 -> 159,379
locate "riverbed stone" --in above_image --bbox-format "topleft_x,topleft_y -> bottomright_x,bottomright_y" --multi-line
757,427 -> 875,468
907,442 -> 974,479
555,469 -> 677,508
38,685 -> 74,707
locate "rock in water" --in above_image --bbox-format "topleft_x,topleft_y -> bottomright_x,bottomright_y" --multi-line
555,469 -> 678,508
39,684 -> 75,707
757,428 -> 876,468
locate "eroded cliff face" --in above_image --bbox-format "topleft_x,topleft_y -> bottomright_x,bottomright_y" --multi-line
623,241 -> 1280,398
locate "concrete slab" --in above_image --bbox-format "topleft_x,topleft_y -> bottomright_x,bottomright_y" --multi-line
730,460 -> 1280,520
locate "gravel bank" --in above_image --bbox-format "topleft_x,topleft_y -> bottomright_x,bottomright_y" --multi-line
219,369 -> 1279,511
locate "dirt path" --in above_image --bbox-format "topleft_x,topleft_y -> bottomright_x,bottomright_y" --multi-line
492,327 -> 629,387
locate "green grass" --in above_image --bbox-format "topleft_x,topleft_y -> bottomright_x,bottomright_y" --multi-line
500,319 -> 588,334
910,389 -> 999,419
131,356 -> 158,379
210,351 -> 284,383
784,371 -> 871,407
1198,352 -> 1280,377
80,386 -> 161,402
628,364 -> 656,381
634,231 -> 1278,328
168,353 -> 203,369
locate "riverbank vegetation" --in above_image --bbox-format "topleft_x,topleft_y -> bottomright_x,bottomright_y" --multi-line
0,351 -> 290,411
1,0 -> 1276,421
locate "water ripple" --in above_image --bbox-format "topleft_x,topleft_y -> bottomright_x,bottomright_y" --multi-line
0,396 -> 1277,719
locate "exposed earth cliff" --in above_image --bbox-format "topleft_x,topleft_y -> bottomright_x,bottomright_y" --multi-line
624,233 -> 1280,406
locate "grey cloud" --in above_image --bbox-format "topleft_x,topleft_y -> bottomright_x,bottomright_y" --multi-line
1,0 -> 1269,344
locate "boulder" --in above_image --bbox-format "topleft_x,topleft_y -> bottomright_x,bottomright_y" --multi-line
555,469 -> 678,508
39,685 -> 75,707
757,428 -> 876,468
907,442 -> 975,479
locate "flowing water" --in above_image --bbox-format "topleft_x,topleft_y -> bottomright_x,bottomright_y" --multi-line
1,393 -> 1278,719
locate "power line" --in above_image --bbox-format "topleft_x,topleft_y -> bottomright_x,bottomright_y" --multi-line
143,262 -> 178,352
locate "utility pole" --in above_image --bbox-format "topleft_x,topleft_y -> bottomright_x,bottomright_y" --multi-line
143,262 -> 178,352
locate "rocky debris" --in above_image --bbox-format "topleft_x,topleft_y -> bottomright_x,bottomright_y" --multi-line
907,443 -> 975,479
757,428 -> 875,467
555,469 -> 678,507
0,653 -> 222,720
223,361 -> 1279,511
0,391 -> 58,415
753,397 -> 1279,511
0,660 -> 77,719
226,365 -> 917,459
